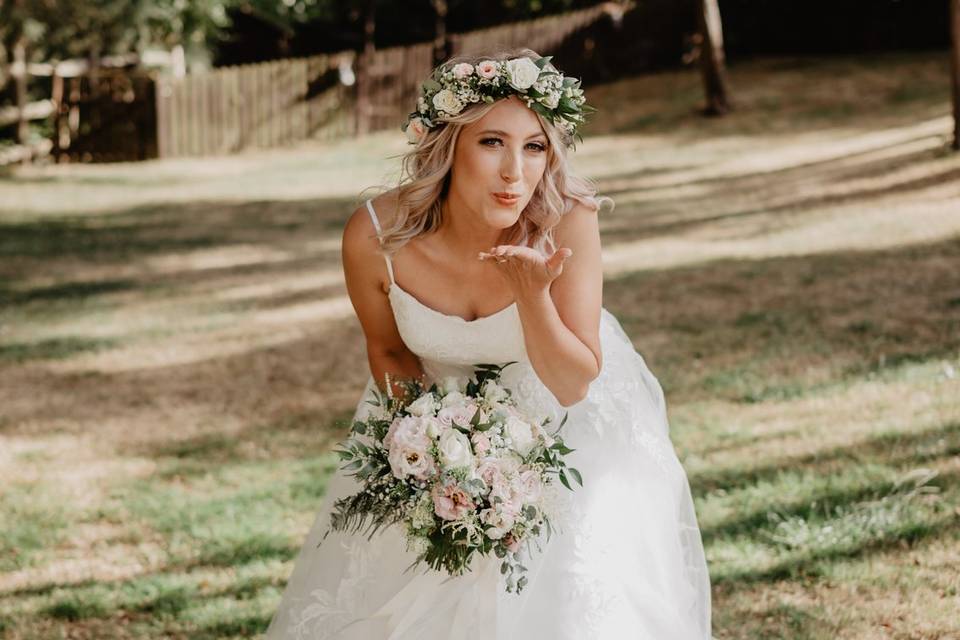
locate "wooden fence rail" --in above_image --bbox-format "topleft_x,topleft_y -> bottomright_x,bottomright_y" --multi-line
155,4 -> 614,158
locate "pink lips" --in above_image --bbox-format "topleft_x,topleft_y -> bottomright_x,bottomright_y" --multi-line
492,192 -> 521,206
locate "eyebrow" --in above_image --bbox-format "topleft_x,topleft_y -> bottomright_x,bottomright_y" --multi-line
476,129 -> 547,140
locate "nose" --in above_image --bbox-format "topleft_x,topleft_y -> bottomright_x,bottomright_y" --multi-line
500,147 -> 522,184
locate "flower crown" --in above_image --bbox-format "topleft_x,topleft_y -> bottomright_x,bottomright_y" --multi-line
402,55 -> 593,147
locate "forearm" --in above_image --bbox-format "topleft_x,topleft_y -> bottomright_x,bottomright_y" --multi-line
516,289 -> 600,407
369,349 -> 426,402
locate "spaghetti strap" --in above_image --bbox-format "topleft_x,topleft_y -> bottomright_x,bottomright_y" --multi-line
364,199 -> 395,286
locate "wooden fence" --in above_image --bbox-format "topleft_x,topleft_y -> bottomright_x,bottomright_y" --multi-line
155,3 -> 614,158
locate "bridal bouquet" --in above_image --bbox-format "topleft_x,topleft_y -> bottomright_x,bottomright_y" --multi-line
323,362 -> 581,594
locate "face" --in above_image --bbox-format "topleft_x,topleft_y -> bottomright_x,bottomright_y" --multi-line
446,96 -> 549,231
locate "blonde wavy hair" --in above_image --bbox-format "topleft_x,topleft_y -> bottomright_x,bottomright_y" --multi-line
369,48 -> 612,258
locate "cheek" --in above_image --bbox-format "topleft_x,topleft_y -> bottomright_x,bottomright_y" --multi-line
455,147 -> 497,186
524,156 -> 547,185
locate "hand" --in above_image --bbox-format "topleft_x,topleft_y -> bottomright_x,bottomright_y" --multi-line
477,244 -> 574,299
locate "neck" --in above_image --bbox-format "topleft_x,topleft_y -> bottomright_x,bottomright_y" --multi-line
436,193 -> 508,259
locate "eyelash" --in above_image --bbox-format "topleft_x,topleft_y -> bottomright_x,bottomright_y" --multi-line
480,137 -> 547,152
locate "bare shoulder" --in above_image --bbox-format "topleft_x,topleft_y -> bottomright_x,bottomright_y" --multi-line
342,189 -> 402,290
553,200 -> 601,252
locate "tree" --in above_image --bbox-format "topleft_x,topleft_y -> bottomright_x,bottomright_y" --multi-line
431,0 -> 451,66
952,0 -> 959,150
695,0 -> 731,115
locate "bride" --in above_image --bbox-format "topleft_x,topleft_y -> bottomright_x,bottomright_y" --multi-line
265,49 -> 712,639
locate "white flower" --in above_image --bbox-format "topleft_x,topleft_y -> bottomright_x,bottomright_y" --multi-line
482,380 -> 509,404
425,416 -> 448,439
541,90 -> 560,109
388,442 -> 435,480
407,392 -> 439,417
505,57 -> 540,90
480,507 -> 516,540
504,416 -> 537,456
440,390 -> 469,409
452,62 -> 474,79
439,375 -> 466,395
405,117 -> 427,144
417,96 -> 428,113
438,429 -> 474,470
432,89 -> 464,115
476,60 -> 499,79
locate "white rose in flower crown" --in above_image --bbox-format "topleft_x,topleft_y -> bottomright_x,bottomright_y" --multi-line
405,117 -> 427,143
476,60 -> 499,79
432,88 -> 464,115
505,57 -> 540,90
504,416 -> 537,456
452,62 -> 474,79
438,429 -> 474,470
541,90 -> 560,109
407,392 -> 439,417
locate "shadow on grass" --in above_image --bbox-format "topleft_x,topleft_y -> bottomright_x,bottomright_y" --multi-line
605,235 -> 960,402
692,421 -> 960,498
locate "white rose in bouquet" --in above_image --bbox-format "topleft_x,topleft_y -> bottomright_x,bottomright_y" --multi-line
440,390 -> 469,409
480,507 -> 516,540
438,429 -> 474,470
407,392 -> 439,417
504,416 -> 537,457
439,375 -> 466,395
482,380 -> 509,404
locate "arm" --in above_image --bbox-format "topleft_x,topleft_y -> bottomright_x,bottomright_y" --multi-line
483,203 -> 603,407
342,202 -> 425,401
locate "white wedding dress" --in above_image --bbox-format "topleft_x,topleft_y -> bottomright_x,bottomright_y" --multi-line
264,200 -> 712,639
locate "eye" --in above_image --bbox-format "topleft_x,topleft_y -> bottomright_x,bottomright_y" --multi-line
479,137 -> 547,152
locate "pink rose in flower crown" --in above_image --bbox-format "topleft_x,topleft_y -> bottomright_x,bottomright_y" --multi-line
405,117 -> 428,144
452,62 -> 474,79
476,60 -> 499,79
431,479 -> 475,521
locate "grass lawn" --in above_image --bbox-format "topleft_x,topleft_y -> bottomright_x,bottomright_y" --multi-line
1,50 -> 958,639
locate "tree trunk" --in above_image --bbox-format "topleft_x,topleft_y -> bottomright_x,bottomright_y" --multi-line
696,0 -> 732,116
951,0 -> 960,150
13,36 -> 28,146
355,0 -> 376,135
431,0 -> 450,67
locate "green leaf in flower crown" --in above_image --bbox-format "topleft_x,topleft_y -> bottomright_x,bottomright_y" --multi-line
422,79 -> 441,93
534,56 -> 553,70
558,470 -> 572,491
470,407 -> 483,427
567,467 -> 583,487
